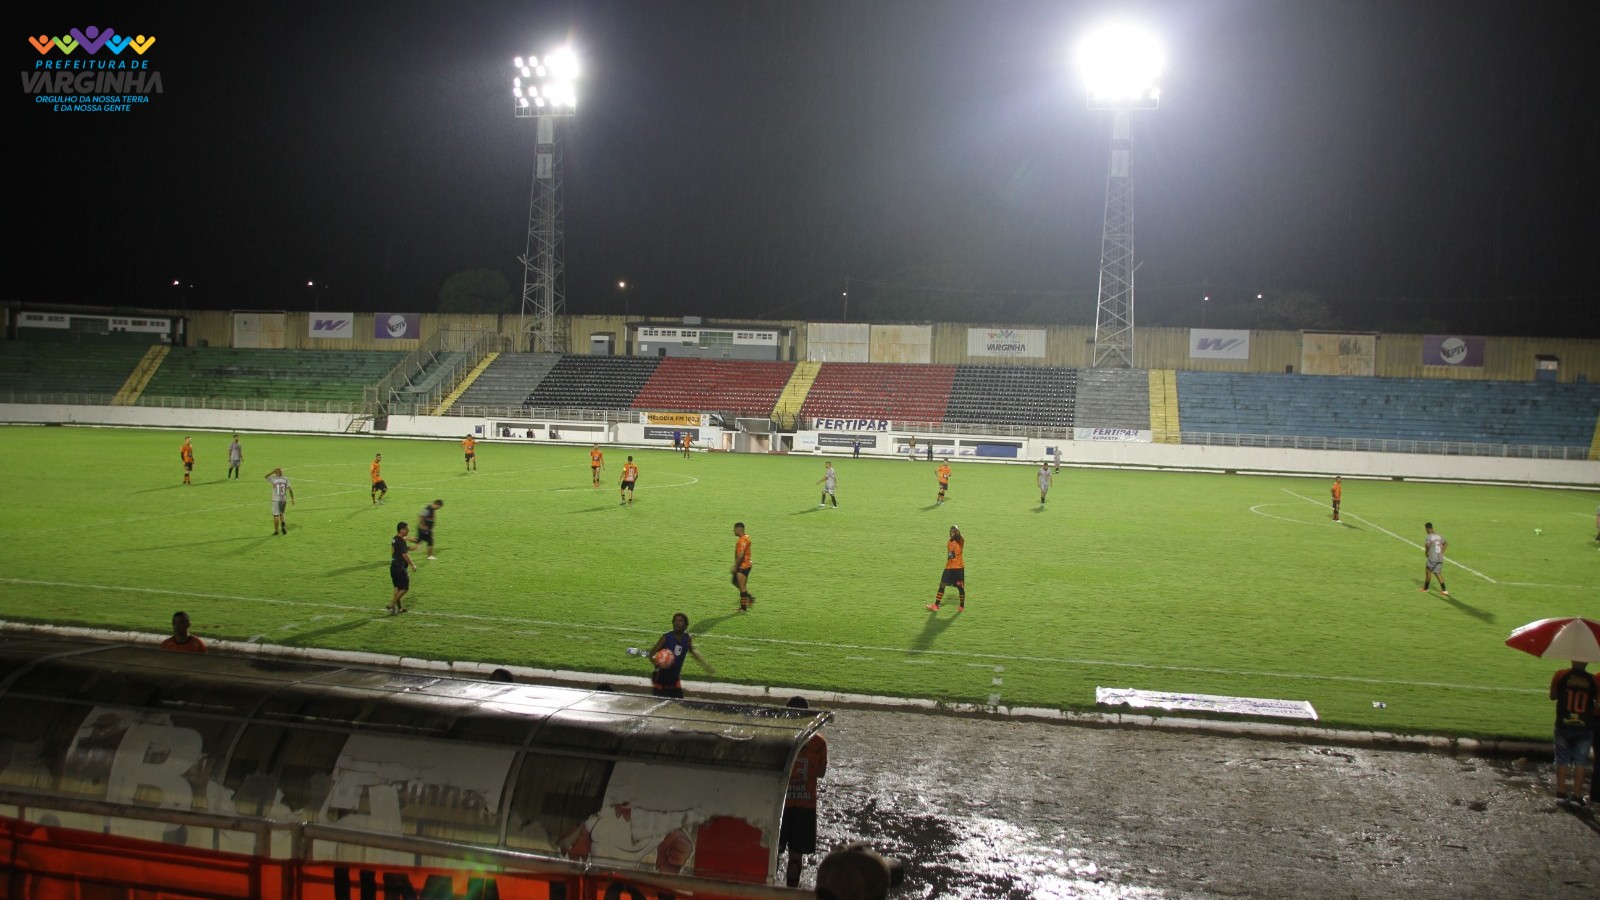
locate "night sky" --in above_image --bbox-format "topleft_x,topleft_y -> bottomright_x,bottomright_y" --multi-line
11,1 -> 1598,336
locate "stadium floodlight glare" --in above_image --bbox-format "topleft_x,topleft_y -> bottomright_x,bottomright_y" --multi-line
512,46 -> 578,117
1078,24 -> 1162,109
511,44 -> 581,354
1079,21 -> 1163,368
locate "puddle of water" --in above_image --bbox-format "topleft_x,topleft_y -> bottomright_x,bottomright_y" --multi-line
827,796 -> 1169,899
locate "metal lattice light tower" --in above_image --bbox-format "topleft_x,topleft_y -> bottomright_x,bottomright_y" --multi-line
1079,25 -> 1162,368
512,48 -> 579,353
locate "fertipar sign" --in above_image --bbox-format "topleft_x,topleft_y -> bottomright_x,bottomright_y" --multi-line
22,25 -> 163,113
813,417 -> 891,432
968,328 -> 1045,358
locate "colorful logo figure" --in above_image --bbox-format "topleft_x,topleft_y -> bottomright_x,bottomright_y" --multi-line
28,26 -> 155,55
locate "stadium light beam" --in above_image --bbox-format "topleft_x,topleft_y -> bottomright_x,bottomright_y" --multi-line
1078,23 -> 1162,368
512,45 -> 580,353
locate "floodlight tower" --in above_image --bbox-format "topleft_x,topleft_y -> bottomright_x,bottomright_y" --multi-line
1078,25 -> 1162,368
512,48 -> 579,353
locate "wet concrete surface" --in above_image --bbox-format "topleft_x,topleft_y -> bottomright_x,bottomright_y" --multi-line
807,709 -> 1600,899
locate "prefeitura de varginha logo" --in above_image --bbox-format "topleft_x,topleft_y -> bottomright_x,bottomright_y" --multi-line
22,26 -> 162,113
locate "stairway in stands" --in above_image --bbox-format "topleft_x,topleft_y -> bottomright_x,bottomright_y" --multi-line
771,361 -> 821,429
432,351 -> 498,414
111,345 -> 169,406
1147,369 -> 1180,443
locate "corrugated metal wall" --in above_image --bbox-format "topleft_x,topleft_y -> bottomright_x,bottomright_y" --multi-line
24,306 -> 1600,384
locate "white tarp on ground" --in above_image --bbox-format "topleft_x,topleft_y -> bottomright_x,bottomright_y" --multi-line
1097,687 -> 1319,720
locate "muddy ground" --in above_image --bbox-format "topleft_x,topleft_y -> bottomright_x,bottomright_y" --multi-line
807,709 -> 1599,899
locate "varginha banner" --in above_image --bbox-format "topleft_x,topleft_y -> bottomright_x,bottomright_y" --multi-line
374,313 -> 420,339
1188,329 -> 1251,360
1422,335 -> 1485,367
967,328 -> 1046,358
307,313 -> 354,339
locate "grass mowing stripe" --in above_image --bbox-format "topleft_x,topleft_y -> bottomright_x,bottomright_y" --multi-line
0,576 -> 1544,696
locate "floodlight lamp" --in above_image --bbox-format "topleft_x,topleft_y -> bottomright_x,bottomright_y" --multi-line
521,67 -> 531,78
1078,23 -> 1163,106
514,57 -> 524,68
545,47 -> 579,80
513,87 -> 523,98
528,55 -> 539,68
518,97 -> 529,108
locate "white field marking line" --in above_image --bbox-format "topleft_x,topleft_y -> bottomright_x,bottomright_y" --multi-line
1283,489 -> 1497,583
1249,503 -> 1339,527
0,575 -> 1546,696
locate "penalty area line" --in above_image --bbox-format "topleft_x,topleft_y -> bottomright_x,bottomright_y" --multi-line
1283,489 -> 1496,583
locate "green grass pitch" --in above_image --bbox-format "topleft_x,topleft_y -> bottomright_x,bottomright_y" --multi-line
1,425 -> 1595,739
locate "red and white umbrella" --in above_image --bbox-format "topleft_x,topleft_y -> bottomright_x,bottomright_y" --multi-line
1505,617 -> 1600,663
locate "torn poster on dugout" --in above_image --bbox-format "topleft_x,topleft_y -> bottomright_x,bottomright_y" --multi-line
1096,687 -> 1319,721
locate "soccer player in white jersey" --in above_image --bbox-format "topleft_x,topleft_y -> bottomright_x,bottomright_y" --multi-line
265,467 -> 295,535
1421,522 -> 1448,596
1037,464 -> 1053,506
816,461 -> 838,508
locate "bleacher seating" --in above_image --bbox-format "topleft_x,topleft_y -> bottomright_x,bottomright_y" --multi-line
454,353 -> 564,409
631,358 -> 796,416
524,356 -> 662,410
799,363 -> 957,424
942,365 -> 1077,429
0,341 -> 150,397
1176,371 -> 1600,449
1074,368 -> 1152,430
140,348 -> 404,404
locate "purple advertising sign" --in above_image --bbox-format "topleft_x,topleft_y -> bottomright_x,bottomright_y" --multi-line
1422,335 -> 1485,367
375,313 -> 420,339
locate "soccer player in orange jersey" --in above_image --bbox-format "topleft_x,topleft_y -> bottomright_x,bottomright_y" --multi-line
936,461 -> 952,505
732,522 -> 755,611
159,611 -> 207,653
179,437 -> 195,485
370,453 -> 387,505
927,525 -> 965,613
590,445 -> 605,487
619,456 -> 639,505
781,696 -> 827,887
1330,476 -> 1342,521
462,434 -> 477,472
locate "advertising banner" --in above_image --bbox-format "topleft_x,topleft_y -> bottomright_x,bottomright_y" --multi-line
967,328 -> 1046,358
308,313 -> 355,339
375,313 -> 420,339
645,426 -> 700,441
1073,427 -> 1150,442
1188,329 -> 1251,360
818,433 -> 877,448
641,412 -> 706,426
1422,335 -> 1485,367
812,417 -> 891,432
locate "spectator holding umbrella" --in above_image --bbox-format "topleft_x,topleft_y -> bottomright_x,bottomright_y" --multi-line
1505,616 -> 1600,808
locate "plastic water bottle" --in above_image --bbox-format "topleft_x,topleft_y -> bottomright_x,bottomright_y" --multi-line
626,647 -> 641,656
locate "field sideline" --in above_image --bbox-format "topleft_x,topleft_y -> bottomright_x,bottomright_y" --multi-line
1,425 -> 1595,739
